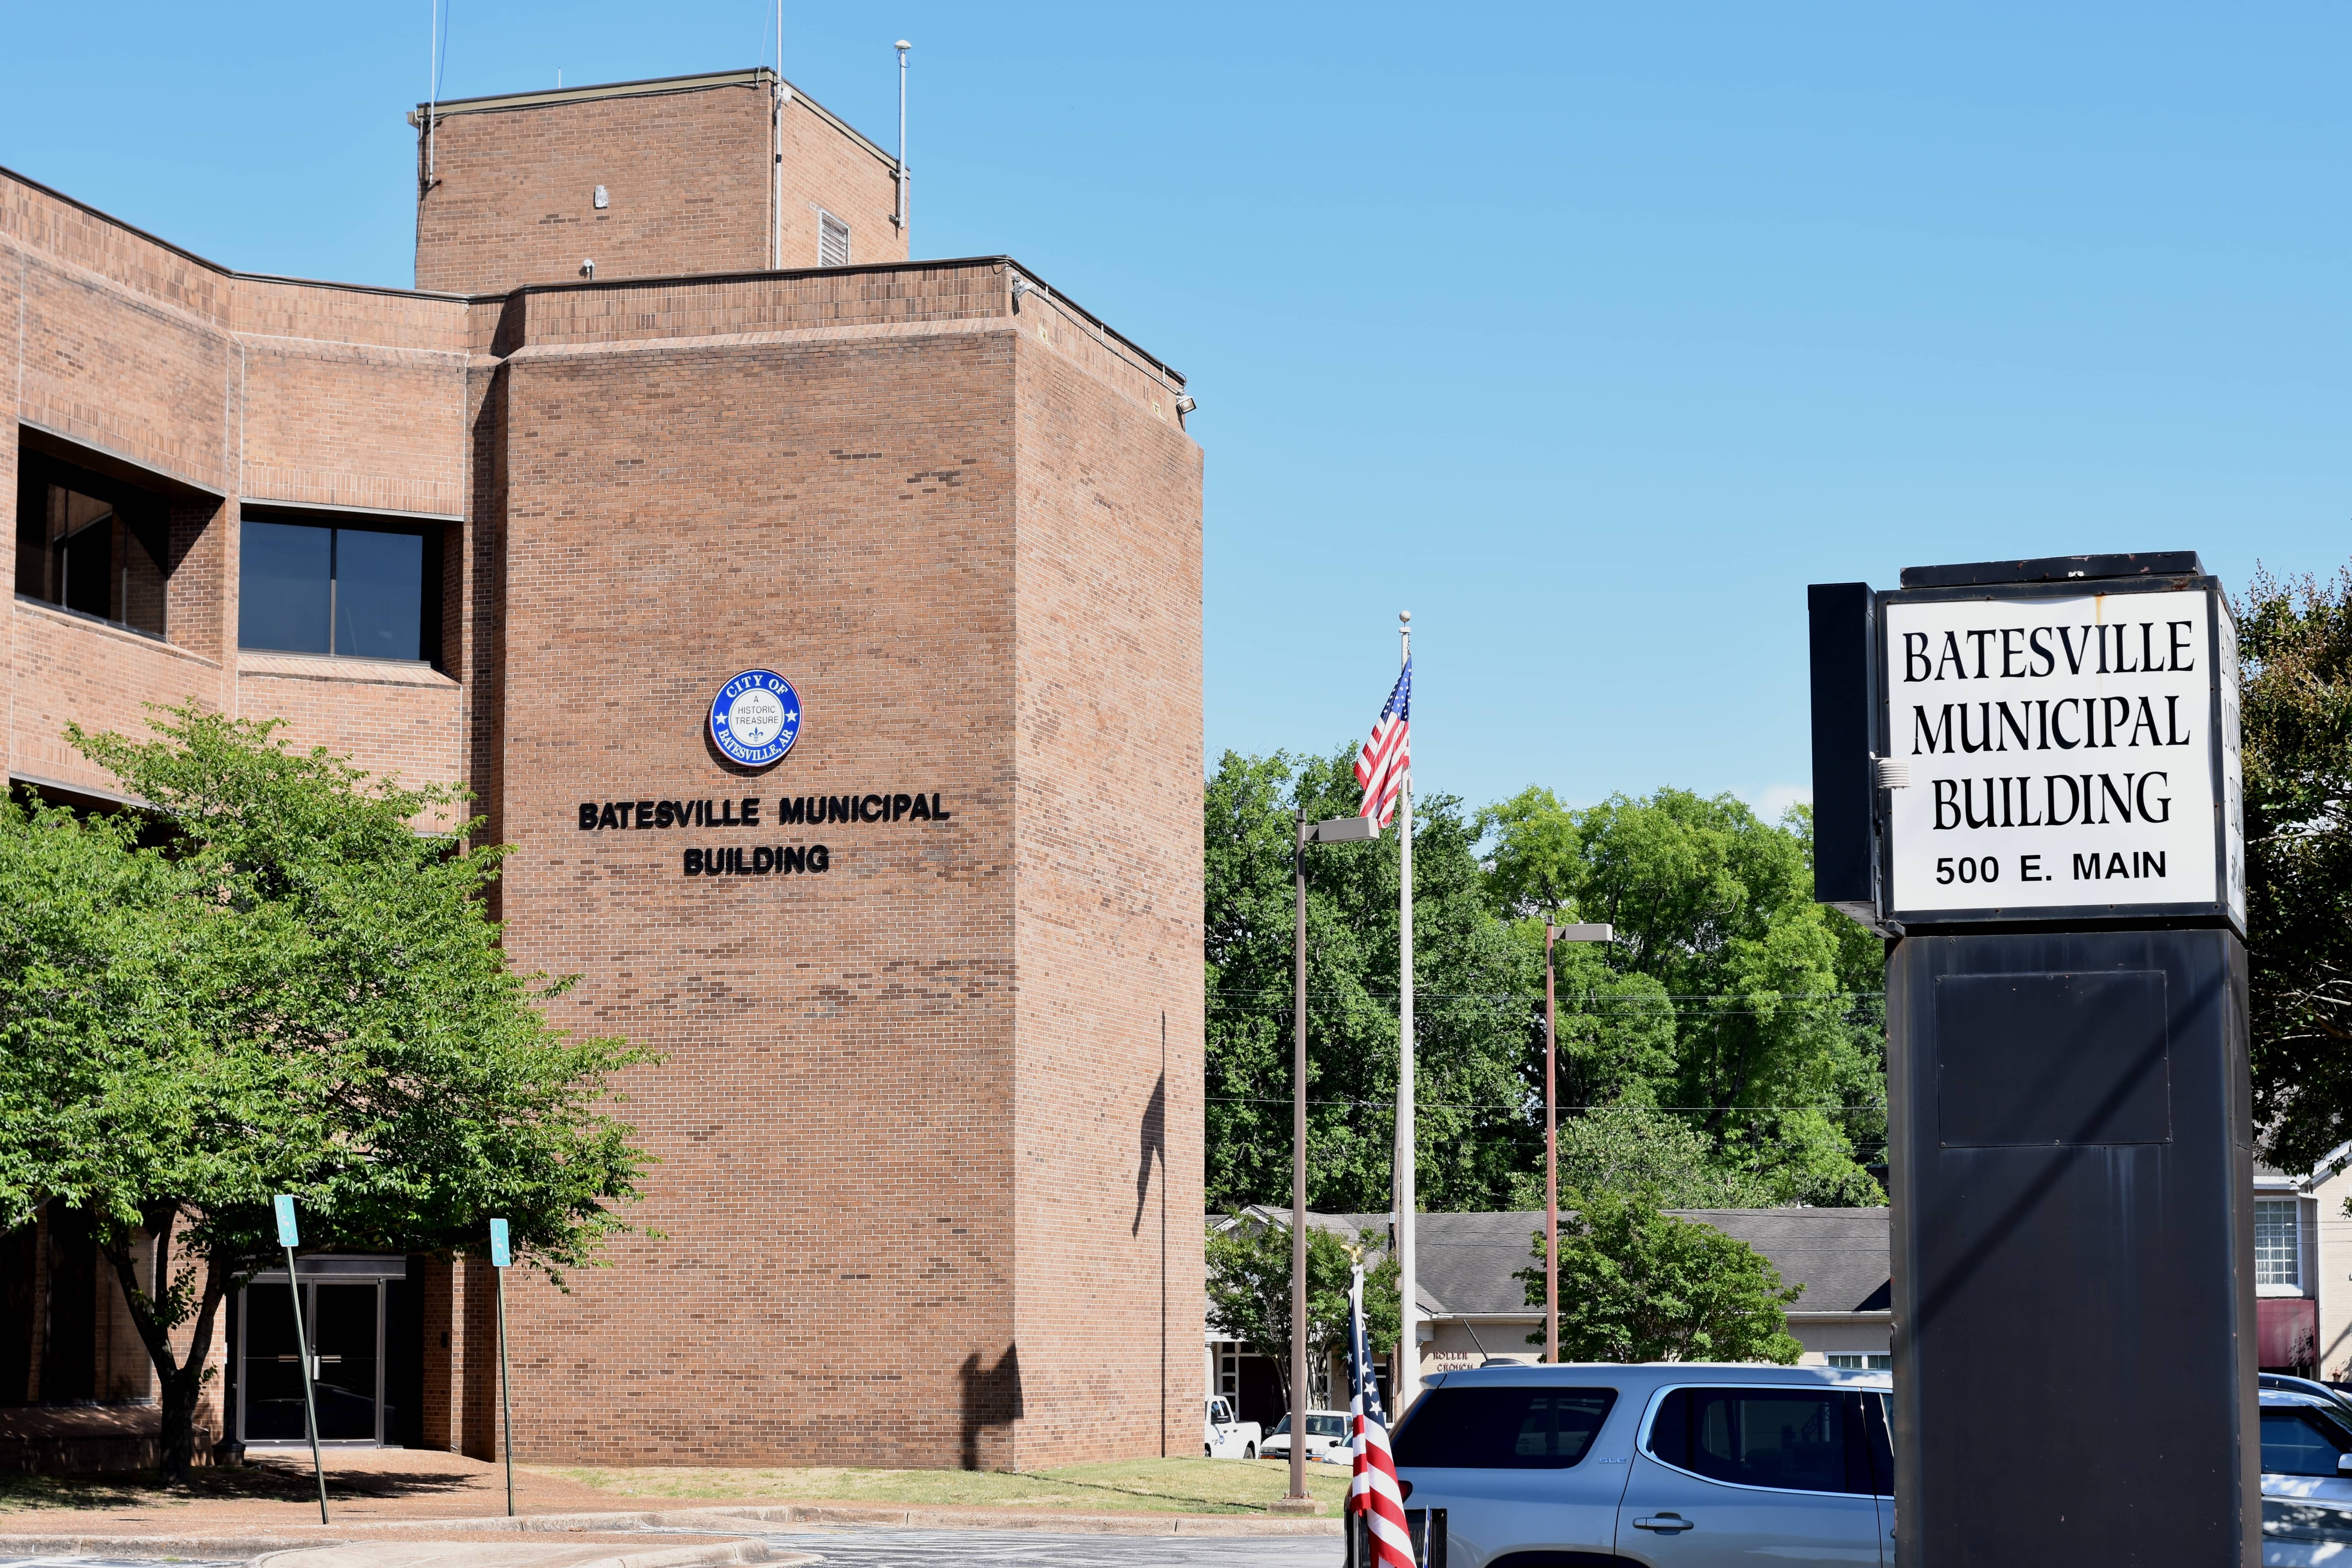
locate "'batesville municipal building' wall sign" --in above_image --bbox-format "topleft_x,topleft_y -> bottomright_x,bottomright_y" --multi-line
571,670 -> 955,877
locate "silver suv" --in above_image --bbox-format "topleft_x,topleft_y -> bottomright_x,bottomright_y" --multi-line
1392,1363 -> 1894,1567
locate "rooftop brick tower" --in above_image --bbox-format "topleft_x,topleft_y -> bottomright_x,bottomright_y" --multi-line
413,70 -> 909,292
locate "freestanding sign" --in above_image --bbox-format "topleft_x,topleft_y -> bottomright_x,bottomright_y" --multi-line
1811,553 -> 2258,1568
1878,572 -> 2243,928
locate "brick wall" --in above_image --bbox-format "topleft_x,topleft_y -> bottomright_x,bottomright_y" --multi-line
416,72 -> 905,296
1007,325 -> 1206,1467
2,72 -> 1198,1465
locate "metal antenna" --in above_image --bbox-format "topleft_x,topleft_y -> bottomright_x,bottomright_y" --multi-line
895,41 -> 911,250
424,0 -> 438,187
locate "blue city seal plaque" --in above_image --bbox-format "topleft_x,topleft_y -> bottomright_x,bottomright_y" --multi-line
708,670 -> 802,766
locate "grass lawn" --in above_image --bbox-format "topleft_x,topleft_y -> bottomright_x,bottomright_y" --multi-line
539,1456 -> 1356,1515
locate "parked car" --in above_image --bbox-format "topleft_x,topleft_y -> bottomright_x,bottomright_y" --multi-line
1263,1409 -> 1351,1462
2264,1373 -> 2352,1430
1392,1363 -> 1892,1567
2261,1386 -> 2352,1566
1203,1395 -> 1261,1460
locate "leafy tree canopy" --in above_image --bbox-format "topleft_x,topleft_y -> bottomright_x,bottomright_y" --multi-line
2241,565 -> 2352,1170
0,707 -> 656,1480
1203,751 -> 1885,1218
1516,1188 -> 1804,1363
1207,747 -> 1540,1213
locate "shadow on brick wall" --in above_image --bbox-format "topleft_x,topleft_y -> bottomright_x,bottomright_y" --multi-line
958,1342 -> 1023,1470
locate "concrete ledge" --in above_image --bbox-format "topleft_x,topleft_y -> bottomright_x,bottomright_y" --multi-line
0,1533 -> 809,1567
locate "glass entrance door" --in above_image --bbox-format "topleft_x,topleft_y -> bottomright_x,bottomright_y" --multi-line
239,1279 -> 383,1444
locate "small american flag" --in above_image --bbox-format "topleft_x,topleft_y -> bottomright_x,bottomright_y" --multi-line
1354,658 -> 1411,830
1348,1265 -> 1414,1567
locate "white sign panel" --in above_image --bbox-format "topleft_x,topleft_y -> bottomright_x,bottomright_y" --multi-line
1882,586 -> 2232,918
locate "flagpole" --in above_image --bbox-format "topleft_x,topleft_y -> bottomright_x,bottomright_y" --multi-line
1393,610 -> 1417,1414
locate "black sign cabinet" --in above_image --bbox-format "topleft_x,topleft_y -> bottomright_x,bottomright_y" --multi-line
1811,552 -> 2256,1567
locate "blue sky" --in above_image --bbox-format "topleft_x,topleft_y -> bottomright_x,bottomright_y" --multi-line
5,3 -> 2345,822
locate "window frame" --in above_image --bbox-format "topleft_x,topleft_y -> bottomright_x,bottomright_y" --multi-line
1636,1382 -> 1886,1500
2256,1196 -> 2303,1292
15,449 -> 173,642
1826,1353 -> 1893,1371
1389,1382 -> 1619,1470
2260,1403 -> 2352,1478
237,507 -> 446,669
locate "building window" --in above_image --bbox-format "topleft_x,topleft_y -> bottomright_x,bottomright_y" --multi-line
2258,1198 -> 2302,1289
15,457 -> 169,639
239,515 -> 438,663
1828,1353 -> 1892,1371
818,209 -> 851,267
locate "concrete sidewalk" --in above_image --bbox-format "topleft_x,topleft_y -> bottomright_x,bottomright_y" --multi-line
252,1541 -> 811,1568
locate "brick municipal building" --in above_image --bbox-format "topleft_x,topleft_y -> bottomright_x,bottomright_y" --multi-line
0,67 -> 1205,1471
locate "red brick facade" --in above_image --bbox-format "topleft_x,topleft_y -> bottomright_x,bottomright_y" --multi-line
2,67 -> 1201,1468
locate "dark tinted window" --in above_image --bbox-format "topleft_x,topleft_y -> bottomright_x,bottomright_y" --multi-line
1392,1385 -> 1616,1469
2264,1410 -> 2352,1478
240,518 -> 434,662
1646,1388 -> 1850,1494
333,528 -> 423,660
15,459 -> 169,637
240,521 -> 333,654
1862,1391 -> 1893,1497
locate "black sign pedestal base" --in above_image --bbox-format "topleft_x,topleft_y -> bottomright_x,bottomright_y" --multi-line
1886,925 -> 2258,1566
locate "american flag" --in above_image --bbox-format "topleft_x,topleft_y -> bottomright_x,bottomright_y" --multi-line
1348,1265 -> 1415,1568
1354,658 -> 1411,830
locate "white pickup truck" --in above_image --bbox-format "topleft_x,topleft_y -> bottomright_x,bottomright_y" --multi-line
1203,1395 -> 1263,1459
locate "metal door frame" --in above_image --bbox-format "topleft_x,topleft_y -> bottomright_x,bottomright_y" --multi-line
237,1255 -> 405,1448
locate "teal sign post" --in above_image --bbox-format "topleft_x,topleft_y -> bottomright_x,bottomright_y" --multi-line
490,1218 -> 516,1517
273,1195 -> 328,1523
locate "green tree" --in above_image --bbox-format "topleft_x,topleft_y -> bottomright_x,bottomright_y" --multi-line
1516,1187 -> 1803,1362
2239,566 -> 2352,1170
1205,1213 -> 1400,1410
0,708 -> 656,1481
1205,747 -> 1541,1213
1481,788 -> 1884,1206
1505,1104 -> 1777,1210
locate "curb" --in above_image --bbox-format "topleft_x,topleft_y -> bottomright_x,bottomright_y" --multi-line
0,1499 -> 1346,1552
689,1502 -> 1343,1536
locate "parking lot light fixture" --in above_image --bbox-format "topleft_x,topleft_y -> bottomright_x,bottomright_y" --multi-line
1280,810 -> 1378,1507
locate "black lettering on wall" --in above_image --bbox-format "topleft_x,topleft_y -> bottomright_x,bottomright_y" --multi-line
579,803 -> 597,830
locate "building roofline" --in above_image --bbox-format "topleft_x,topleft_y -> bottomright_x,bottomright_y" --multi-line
505,254 -> 1186,387
408,67 -> 896,170
0,162 -> 471,302
0,162 -> 1186,384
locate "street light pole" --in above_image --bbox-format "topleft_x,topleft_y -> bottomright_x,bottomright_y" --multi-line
1284,809 -> 1377,1510
1543,922 -> 1614,1364
1291,809 -> 1309,1506
1544,922 -> 1557,1366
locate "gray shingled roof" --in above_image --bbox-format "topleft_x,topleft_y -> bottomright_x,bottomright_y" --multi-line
1305,1208 -> 1890,1316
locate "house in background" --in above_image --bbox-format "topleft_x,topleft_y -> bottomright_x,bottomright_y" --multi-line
2256,1157 -> 2332,1377
1205,1205 -> 1893,1425
1398,1209 -> 1892,1377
